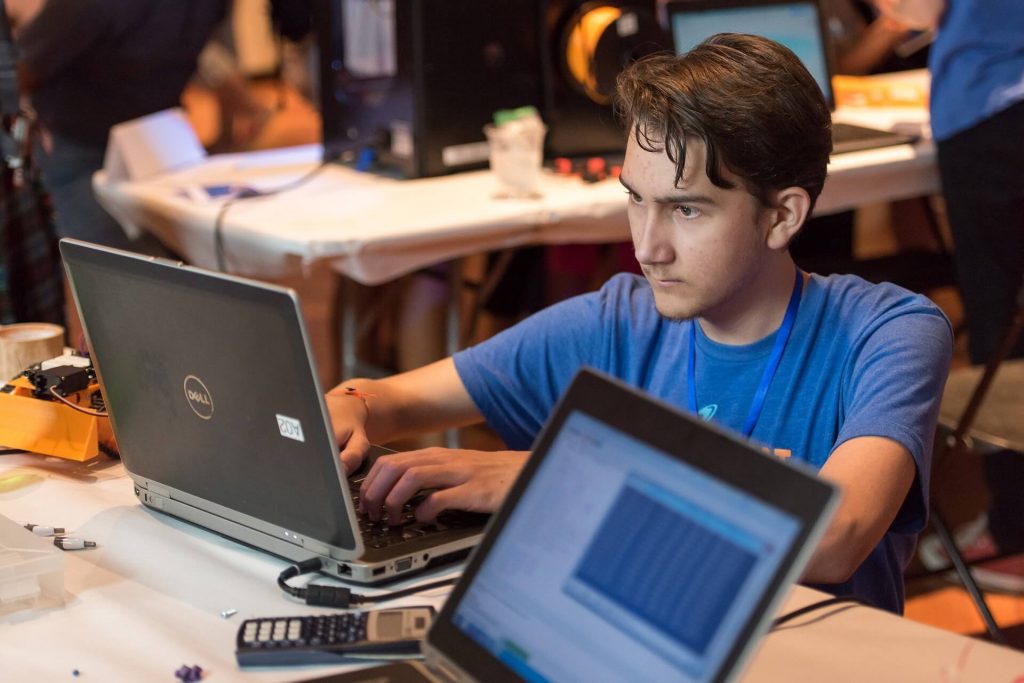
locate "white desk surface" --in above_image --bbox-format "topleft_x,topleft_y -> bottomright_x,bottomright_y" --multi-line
93,107 -> 937,286
3,451 -> 1023,683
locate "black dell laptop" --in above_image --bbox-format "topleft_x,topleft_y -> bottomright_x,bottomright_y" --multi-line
60,238 -> 486,585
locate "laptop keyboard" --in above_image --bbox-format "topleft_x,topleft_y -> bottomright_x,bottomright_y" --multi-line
348,481 -> 487,549
832,121 -> 913,153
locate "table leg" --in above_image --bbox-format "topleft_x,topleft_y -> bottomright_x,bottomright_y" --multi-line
339,276 -> 359,382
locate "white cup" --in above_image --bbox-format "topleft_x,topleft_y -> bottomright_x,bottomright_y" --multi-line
484,117 -> 547,199
0,323 -> 65,382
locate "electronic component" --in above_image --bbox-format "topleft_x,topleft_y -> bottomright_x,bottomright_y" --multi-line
25,364 -> 93,399
52,537 -> 97,551
234,607 -> 433,667
0,353 -> 115,461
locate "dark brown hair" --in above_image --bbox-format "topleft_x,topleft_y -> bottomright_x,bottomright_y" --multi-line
614,33 -> 831,210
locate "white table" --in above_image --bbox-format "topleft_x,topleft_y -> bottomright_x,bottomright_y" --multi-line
3,451 -> 1023,682
92,104 -> 938,384
93,107 -> 937,287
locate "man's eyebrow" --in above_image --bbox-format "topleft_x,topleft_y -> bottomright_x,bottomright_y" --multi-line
618,176 -> 716,205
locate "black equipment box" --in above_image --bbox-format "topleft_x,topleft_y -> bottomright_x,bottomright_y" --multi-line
316,0 -> 543,178
316,0 -> 665,178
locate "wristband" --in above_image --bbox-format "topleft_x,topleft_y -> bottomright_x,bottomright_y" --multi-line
342,386 -> 377,400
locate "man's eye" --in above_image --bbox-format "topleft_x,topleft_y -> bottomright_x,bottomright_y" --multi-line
677,205 -> 701,218
625,189 -> 642,203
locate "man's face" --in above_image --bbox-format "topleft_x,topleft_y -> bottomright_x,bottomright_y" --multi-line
621,135 -> 776,322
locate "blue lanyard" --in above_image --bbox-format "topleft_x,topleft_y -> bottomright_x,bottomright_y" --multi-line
688,269 -> 804,438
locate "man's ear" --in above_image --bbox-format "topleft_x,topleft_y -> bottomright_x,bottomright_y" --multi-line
763,186 -> 811,250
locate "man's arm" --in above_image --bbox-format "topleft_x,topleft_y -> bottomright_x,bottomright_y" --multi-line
327,357 -> 530,523
13,0 -> 105,90
803,435 -> 917,584
872,0 -> 945,30
836,15 -> 911,75
4,0 -> 45,32
326,357 -> 483,473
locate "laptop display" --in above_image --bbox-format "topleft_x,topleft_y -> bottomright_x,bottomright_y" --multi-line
419,369 -> 838,683
449,412 -> 801,680
669,0 -> 835,107
665,0 -> 918,154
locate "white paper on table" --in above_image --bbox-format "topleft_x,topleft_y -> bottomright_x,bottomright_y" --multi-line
103,109 -> 206,183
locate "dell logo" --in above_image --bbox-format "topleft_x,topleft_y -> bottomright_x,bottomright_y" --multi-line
187,389 -> 210,405
183,375 -> 214,420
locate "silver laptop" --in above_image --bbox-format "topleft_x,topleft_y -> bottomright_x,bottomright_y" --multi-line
300,368 -> 838,682
665,0 -> 919,154
60,238 -> 486,584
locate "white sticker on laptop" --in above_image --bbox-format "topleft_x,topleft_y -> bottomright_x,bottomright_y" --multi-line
276,414 -> 305,443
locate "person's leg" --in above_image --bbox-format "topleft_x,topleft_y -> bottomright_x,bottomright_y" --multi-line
34,134 -> 175,256
936,101 -> 1024,574
34,136 -> 137,250
936,101 -> 1024,365
983,449 -> 1024,554
34,134 -> 175,347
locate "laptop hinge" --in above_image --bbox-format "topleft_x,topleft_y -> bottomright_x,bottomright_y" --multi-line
424,649 -> 464,683
147,481 -> 171,499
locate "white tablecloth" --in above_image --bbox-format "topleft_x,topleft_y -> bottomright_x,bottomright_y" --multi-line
3,452 -> 1024,682
93,107 -> 938,286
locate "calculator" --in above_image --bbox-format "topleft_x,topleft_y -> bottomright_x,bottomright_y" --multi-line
235,607 -> 434,666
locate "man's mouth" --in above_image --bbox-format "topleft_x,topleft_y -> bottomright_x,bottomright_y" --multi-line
645,272 -> 683,286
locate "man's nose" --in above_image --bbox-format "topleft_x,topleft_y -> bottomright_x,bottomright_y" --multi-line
632,211 -> 672,265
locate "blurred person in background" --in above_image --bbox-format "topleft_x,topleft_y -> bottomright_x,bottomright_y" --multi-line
12,0 -> 229,252
876,0 -> 1024,590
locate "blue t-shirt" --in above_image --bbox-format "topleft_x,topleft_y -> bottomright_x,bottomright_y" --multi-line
929,0 -> 1024,140
454,272 -> 953,614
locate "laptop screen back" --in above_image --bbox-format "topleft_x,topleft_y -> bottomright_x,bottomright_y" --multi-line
60,239 -> 358,552
667,0 -> 835,109
430,370 -> 836,683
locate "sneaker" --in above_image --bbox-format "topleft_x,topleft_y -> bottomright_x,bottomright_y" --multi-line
971,555 -> 1024,594
918,513 -> 992,569
918,513 -> 1024,594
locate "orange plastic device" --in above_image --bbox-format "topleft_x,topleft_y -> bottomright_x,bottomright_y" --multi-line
0,375 -> 114,461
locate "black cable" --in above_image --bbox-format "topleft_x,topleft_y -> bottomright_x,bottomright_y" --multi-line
213,156 -> 337,272
770,596 -> 869,630
277,558 -> 459,609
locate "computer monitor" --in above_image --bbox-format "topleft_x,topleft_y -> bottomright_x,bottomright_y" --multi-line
666,0 -> 837,109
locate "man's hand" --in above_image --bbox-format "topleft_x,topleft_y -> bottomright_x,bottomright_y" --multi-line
5,0 -> 46,33
873,0 -> 945,30
324,359 -> 485,477
324,389 -> 372,475
358,448 -> 529,524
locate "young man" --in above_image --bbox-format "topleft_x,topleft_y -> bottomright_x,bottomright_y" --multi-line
327,34 -> 952,614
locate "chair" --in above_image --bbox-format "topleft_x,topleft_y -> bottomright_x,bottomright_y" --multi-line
930,276 -> 1024,644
